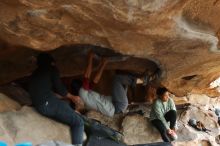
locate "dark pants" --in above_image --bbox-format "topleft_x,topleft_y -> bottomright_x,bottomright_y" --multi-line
151,110 -> 177,142
35,97 -> 84,144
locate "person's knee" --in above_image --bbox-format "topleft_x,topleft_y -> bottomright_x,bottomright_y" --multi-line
104,109 -> 114,117
78,117 -> 84,127
124,102 -> 128,111
121,102 -> 128,113
168,110 -> 177,116
124,101 -> 128,108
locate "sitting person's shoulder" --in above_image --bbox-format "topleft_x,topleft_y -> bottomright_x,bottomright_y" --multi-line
168,97 -> 174,102
153,98 -> 162,105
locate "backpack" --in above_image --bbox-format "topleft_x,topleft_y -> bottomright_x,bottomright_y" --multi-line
188,119 -> 211,132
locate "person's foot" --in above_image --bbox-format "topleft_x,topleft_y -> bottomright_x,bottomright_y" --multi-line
168,130 -> 178,141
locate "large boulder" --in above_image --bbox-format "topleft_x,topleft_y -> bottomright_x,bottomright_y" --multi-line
179,106 -> 219,132
85,110 -> 162,145
187,93 -> 220,108
187,94 -> 211,106
122,114 -> 161,145
0,83 -> 32,106
174,140 -> 212,146
86,110 -> 124,131
0,106 -> 71,146
176,106 -> 220,146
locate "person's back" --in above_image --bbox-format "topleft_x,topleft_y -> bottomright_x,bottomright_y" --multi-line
29,66 -> 56,106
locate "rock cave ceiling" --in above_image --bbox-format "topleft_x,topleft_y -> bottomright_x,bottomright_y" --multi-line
1,0 -> 220,96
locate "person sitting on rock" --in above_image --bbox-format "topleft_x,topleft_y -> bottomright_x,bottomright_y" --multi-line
150,87 -> 178,142
28,53 -> 84,146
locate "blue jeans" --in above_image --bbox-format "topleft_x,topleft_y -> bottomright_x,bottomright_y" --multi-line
35,97 -> 84,144
112,74 -> 136,113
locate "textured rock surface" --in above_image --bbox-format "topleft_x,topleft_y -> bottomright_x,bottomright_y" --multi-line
0,0 -> 220,96
85,111 -> 162,144
122,114 -> 161,144
0,83 -> 32,106
0,93 -> 21,112
0,106 -> 71,146
187,93 -> 220,108
86,110 -> 124,131
178,106 -> 219,133
176,106 -> 219,146
174,140 -> 212,146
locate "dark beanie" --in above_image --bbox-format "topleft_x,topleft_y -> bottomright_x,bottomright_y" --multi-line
37,52 -> 55,67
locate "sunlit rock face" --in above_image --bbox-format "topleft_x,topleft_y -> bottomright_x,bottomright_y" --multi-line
0,106 -> 71,146
1,0 -> 220,96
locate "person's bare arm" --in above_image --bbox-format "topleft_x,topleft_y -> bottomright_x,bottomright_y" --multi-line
84,51 -> 94,79
93,58 -> 108,84
66,92 -> 84,112
66,92 -> 79,102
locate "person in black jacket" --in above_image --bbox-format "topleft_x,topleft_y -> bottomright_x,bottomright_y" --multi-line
28,53 -> 84,146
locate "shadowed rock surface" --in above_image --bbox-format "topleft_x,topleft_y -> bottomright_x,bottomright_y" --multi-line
0,0 -> 220,96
